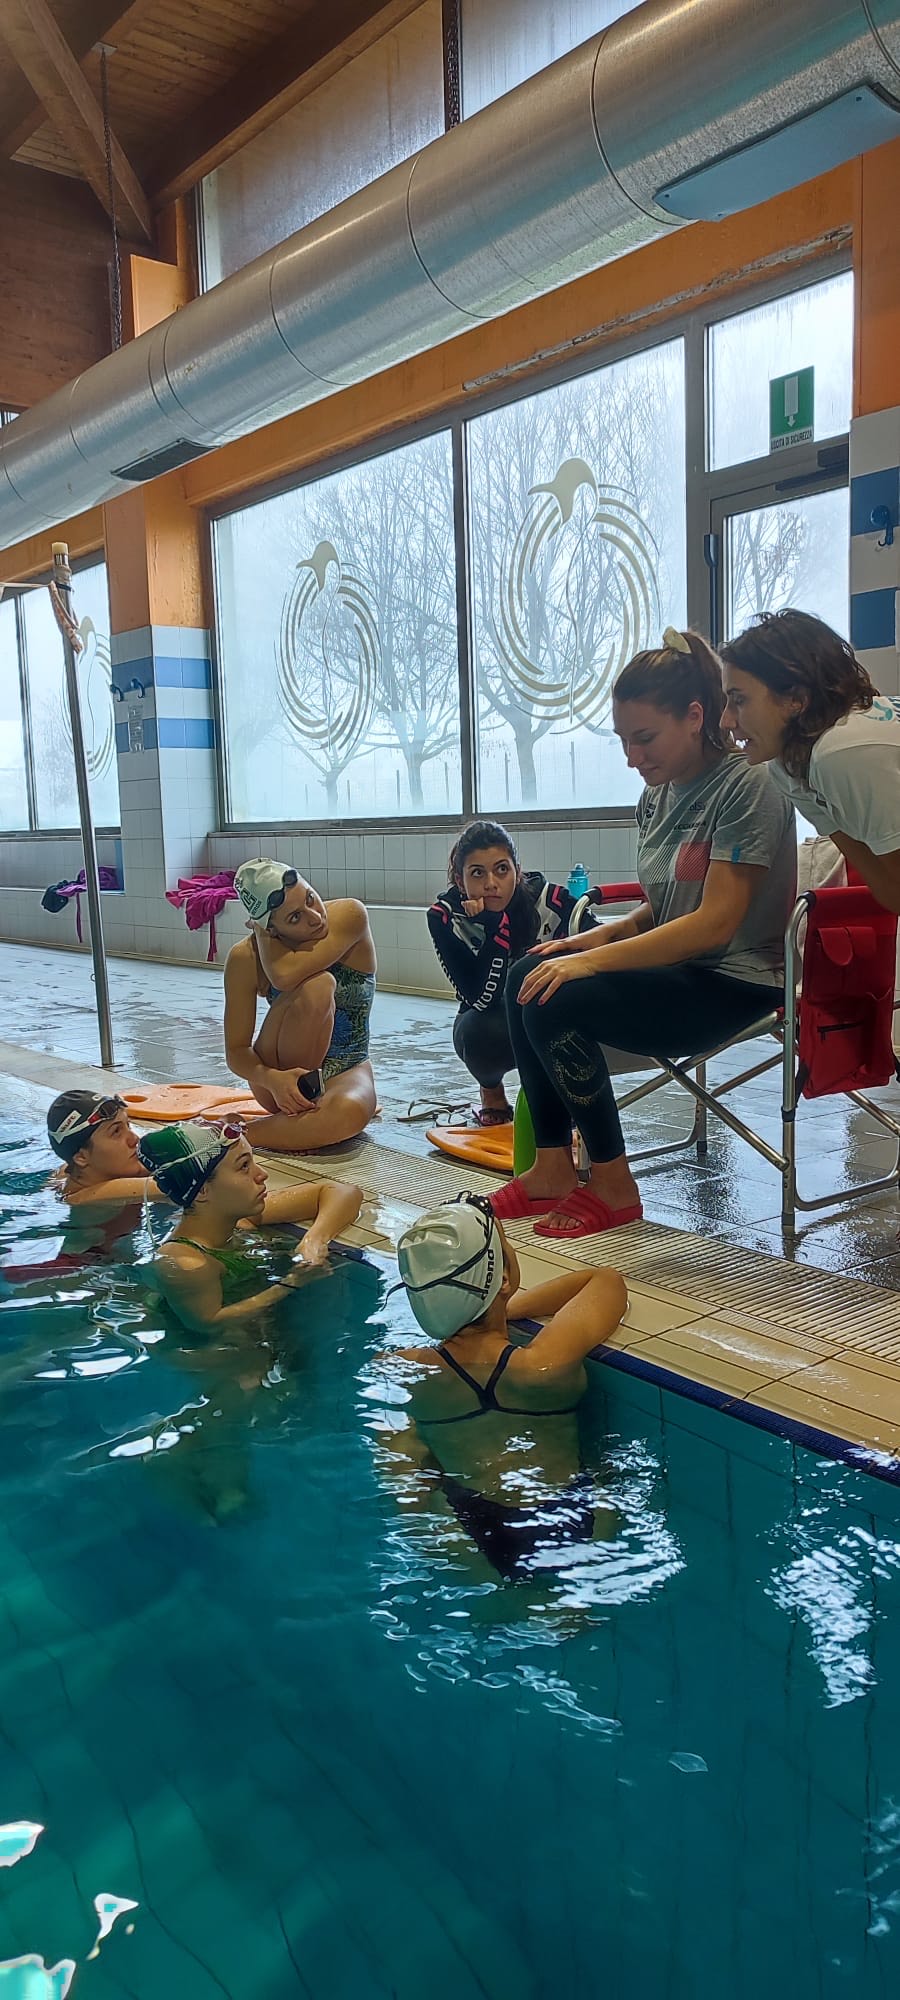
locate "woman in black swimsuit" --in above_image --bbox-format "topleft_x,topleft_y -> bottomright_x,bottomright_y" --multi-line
379,1197 -> 626,1580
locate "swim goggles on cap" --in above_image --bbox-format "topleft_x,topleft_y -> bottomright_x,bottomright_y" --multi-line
264,868 -> 298,915
49,1095 -> 125,1147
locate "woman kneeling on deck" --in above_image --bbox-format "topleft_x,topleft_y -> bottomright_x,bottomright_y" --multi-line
223,858 -> 377,1152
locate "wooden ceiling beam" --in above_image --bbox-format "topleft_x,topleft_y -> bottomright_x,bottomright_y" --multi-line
0,1 -> 151,159
0,0 -> 152,241
147,0 -> 425,207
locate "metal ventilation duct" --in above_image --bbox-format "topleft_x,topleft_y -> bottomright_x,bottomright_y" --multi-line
1,0 -> 899,550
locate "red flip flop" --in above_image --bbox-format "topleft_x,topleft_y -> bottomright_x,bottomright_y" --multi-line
489,1177 -> 562,1220
533,1188 -> 643,1238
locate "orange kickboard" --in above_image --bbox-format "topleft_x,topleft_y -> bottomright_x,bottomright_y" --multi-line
123,1084 -> 268,1123
425,1124 -> 514,1174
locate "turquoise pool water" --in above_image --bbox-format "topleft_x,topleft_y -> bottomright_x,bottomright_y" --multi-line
2,1117 -> 900,1999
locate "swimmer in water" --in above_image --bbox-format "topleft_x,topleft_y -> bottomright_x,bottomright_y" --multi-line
223,857 -> 377,1152
137,1120 -> 362,1334
378,1196 -> 626,1581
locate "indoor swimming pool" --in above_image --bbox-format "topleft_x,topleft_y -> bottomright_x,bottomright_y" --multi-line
1,1114 -> 900,1999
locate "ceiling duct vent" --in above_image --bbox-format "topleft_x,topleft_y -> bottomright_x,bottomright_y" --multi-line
112,439 -> 213,482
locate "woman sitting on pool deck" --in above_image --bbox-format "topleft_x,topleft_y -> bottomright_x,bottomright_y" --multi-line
497,627 -> 797,1240
378,1196 -> 625,1581
721,609 -> 900,914
224,858 -> 377,1152
137,1120 -> 362,1334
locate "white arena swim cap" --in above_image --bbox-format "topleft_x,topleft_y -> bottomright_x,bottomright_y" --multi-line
397,1199 -> 504,1342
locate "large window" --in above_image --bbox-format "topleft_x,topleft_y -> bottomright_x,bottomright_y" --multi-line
0,558 -> 117,831
460,1 -> 641,116
468,340 -> 686,811
215,433 -> 461,821
708,272 -> 853,470
201,2 -> 443,288
212,268 -> 852,827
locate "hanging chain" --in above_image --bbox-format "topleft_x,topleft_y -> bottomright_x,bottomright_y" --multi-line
442,0 -> 461,128
98,45 -> 123,349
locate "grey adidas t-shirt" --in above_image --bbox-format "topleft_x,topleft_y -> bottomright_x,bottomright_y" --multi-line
635,754 -> 797,986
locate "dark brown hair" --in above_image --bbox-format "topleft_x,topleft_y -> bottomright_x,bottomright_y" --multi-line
613,629 -> 728,752
721,611 -> 875,779
447,819 -> 538,951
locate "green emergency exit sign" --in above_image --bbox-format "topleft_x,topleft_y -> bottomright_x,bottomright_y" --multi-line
770,367 -> 814,452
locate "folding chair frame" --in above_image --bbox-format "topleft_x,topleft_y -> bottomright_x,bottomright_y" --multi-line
608,892 -> 900,1232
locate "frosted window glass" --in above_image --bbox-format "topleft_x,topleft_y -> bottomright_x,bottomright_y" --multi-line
0,598 -> 29,830
460,0 -> 639,116
709,273 -> 853,470
23,561 -> 118,830
215,432 -> 461,822
202,1 -> 443,286
468,339 -> 686,813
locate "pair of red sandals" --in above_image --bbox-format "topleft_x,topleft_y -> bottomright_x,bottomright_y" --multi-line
489,1176 -> 643,1239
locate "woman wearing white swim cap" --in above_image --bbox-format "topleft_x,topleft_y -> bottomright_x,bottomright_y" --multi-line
377,1199 -> 626,1581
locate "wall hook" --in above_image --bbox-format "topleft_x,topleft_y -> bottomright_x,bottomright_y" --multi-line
870,503 -> 895,549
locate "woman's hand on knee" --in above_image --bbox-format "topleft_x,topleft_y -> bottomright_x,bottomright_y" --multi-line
517,954 -> 600,1006
529,933 -> 599,960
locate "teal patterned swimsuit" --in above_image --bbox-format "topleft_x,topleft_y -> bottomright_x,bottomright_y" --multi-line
267,959 -> 375,1079
321,963 -> 375,1080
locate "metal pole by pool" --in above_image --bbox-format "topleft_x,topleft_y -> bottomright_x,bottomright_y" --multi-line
51,541 -> 115,1068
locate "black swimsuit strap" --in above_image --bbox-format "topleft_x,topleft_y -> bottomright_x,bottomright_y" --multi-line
437,1341 -> 516,1410
481,1343 -> 516,1407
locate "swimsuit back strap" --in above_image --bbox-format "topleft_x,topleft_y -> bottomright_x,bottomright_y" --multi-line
437,1343 -> 486,1402
482,1343 -> 516,1408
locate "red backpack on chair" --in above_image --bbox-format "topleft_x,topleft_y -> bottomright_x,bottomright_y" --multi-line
797,883 -> 900,1098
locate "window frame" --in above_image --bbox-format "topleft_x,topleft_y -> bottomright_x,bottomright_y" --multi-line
0,550 -> 121,838
207,246 -> 852,835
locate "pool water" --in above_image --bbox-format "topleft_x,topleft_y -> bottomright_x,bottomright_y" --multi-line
2,1118 -> 900,1999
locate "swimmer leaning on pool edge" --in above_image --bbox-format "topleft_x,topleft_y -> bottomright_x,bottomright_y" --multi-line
138,1120 -> 363,1333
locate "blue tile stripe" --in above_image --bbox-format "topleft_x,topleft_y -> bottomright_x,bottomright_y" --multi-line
153,655 -> 212,689
156,716 -> 216,750
850,586 -> 897,651
596,1346 -> 900,1488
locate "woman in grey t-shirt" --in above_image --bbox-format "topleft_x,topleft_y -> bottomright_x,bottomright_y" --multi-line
490,629 -> 797,1241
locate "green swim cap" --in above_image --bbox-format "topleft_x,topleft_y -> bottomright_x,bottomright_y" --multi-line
136,1121 -> 238,1208
397,1198 -> 504,1342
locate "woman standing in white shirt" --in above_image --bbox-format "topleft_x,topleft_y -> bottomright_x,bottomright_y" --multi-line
721,610 -> 900,914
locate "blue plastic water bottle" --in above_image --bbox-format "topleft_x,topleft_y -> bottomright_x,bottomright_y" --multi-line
567,862 -> 590,898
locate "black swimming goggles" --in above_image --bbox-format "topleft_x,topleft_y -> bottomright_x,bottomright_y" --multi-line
265,868 -> 299,915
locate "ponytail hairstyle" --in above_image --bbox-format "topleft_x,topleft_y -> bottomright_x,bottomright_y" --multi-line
447,818 -> 539,952
613,626 -> 728,753
721,610 -> 875,779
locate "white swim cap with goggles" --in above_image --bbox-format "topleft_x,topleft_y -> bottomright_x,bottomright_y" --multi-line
396,1196 -> 504,1342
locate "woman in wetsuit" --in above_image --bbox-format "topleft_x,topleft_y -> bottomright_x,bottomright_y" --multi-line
379,1197 -> 626,1581
137,1120 -> 363,1334
223,858 -> 377,1152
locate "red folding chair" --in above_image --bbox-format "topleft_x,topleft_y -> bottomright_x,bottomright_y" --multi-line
581,880 -> 900,1231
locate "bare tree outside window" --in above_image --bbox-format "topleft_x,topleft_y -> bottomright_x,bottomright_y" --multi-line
216,432 -> 461,822
469,338 -> 686,810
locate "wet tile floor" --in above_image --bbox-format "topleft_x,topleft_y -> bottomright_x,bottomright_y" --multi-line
0,938 -> 897,1289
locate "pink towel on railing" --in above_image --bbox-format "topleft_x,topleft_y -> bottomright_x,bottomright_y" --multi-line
166,870 -> 237,961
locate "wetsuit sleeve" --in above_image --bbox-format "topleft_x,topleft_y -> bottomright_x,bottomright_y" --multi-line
426,894 -> 512,1010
